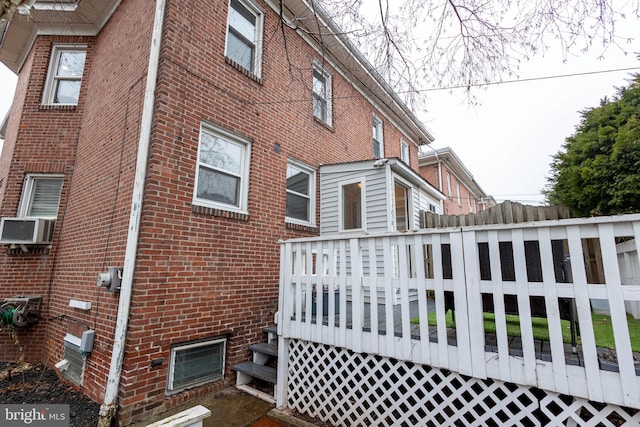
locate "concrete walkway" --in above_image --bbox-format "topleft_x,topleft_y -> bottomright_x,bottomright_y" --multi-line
129,387 -> 318,427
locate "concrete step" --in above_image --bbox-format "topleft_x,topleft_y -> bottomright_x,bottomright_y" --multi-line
232,362 -> 277,384
264,325 -> 277,336
249,342 -> 278,357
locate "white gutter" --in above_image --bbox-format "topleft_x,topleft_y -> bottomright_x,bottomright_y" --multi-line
98,0 -> 166,423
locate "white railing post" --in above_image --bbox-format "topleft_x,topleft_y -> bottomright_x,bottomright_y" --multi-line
566,225 -> 603,402
461,229 -> 485,378
538,227 -> 568,395
350,237 -> 364,353
599,223 -> 639,408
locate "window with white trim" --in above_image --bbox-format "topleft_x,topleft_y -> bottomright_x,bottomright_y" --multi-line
400,140 -> 410,165
340,179 -> 364,231
312,63 -> 332,126
456,182 -> 461,206
19,175 -> 63,218
446,172 -> 452,198
194,123 -> 251,213
394,180 -> 411,231
372,116 -> 384,159
42,45 -> 86,105
286,160 -> 316,225
167,338 -> 226,392
225,0 -> 263,76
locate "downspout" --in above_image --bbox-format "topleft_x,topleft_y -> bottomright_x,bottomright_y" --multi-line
98,0 -> 166,425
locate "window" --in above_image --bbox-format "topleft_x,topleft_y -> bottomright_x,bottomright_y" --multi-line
372,116 -> 384,159
394,180 -> 411,231
168,338 -> 226,392
225,0 -> 263,76
194,123 -> 251,213
312,63 -> 332,125
340,179 -> 364,231
19,175 -> 63,218
400,140 -> 410,165
456,182 -> 461,206
446,172 -> 452,198
286,161 -> 316,225
42,45 -> 86,105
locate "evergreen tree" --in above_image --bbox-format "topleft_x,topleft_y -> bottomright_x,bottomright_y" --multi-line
545,74 -> 640,216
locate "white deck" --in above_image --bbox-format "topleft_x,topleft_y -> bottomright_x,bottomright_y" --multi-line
277,214 -> 640,412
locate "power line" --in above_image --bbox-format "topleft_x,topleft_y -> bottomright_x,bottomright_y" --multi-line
414,66 -> 640,93
250,66 -> 640,106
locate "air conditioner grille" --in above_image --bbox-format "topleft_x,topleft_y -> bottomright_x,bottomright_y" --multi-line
1,220 -> 36,241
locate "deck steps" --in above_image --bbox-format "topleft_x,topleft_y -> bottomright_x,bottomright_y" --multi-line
249,342 -> 278,357
232,362 -> 277,384
232,326 -> 278,404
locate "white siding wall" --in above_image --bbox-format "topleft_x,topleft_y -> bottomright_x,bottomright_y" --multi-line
320,168 -> 389,235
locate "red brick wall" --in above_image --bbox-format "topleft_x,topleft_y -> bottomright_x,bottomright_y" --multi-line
419,162 -> 480,215
0,0 -> 429,424
0,0 -> 153,411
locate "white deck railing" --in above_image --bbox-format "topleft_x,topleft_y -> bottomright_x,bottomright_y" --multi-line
277,213 -> 640,409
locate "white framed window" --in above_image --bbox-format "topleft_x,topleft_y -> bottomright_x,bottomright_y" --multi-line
286,160 -> 316,226
194,123 -> 251,213
19,174 -> 63,218
446,172 -> 452,198
42,44 -> 87,105
456,182 -> 461,206
372,116 -> 384,159
312,62 -> 332,126
400,140 -> 410,165
225,0 -> 264,77
394,179 -> 412,231
339,178 -> 365,232
167,338 -> 226,392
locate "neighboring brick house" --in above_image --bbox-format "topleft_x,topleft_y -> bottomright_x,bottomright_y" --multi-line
418,146 -> 495,215
0,0 -> 440,425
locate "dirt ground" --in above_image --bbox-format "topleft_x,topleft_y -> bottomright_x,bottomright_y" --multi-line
0,362 -> 100,426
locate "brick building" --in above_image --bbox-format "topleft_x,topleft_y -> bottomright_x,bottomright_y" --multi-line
419,146 -> 495,215
0,0 -> 443,424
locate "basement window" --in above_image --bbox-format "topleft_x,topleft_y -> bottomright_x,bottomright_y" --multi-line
167,338 -> 226,392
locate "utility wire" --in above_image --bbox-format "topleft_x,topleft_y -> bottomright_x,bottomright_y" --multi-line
249,66 -> 640,105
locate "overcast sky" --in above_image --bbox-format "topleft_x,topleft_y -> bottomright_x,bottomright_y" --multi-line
0,11 -> 639,206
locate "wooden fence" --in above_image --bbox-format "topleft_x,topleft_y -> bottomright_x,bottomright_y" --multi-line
420,200 -> 572,229
277,213 -> 640,411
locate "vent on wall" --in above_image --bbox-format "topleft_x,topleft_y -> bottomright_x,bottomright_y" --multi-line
63,334 -> 85,385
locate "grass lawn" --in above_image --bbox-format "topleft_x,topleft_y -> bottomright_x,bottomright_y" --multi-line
412,311 -> 640,352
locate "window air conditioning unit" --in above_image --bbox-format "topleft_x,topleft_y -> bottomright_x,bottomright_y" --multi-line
0,218 -> 55,245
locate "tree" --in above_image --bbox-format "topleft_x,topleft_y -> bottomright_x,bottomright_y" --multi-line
545,74 -> 640,216
308,0 -> 639,109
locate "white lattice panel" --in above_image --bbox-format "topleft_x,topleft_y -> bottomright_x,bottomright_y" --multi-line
285,339 -> 640,426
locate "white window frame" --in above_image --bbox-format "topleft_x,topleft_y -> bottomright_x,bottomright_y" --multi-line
338,177 -> 366,232
193,123 -> 251,214
372,116 -> 384,159
400,140 -> 410,165
285,159 -> 316,226
393,175 -> 413,232
225,0 -> 264,77
42,44 -> 87,106
446,172 -> 452,198
167,338 -> 226,392
312,61 -> 332,126
456,182 -> 461,206
18,174 -> 64,219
